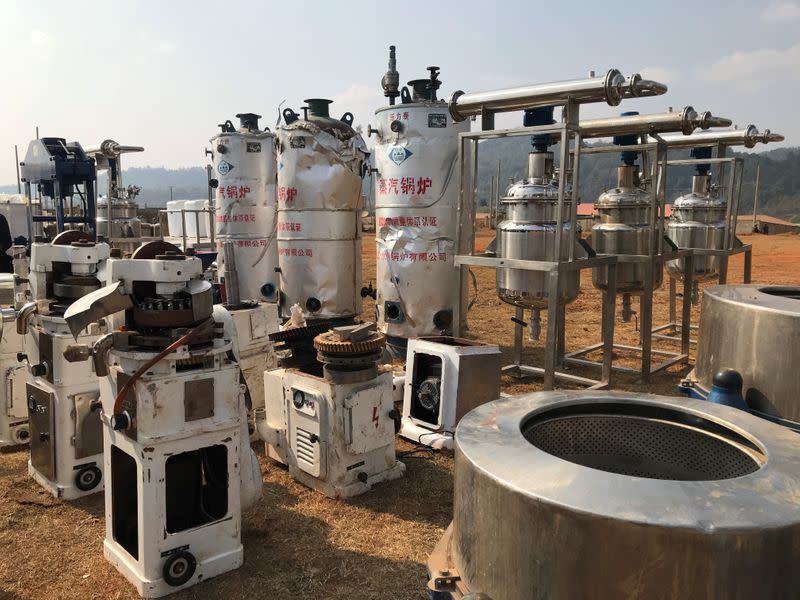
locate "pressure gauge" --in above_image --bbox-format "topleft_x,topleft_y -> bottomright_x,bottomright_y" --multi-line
292,390 -> 305,409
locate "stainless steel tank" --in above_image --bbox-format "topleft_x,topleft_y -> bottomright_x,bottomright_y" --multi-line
692,284 -> 800,429
96,197 -> 141,254
276,99 -> 368,321
665,147 -> 726,281
211,113 -> 279,302
591,121 -> 663,299
372,54 -> 471,350
428,390 -> 800,600
496,143 -> 581,310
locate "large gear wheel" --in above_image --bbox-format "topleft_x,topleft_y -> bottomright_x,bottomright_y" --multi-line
313,330 -> 386,355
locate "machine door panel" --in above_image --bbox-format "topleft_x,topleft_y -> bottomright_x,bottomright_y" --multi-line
27,383 -> 55,479
288,386 -> 326,478
72,392 -> 103,459
345,386 -> 391,454
6,365 -> 29,421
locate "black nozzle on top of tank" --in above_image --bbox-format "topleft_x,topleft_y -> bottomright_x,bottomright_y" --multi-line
236,113 -> 262,132
303,99 -> 333,119
382,45 -> 400,106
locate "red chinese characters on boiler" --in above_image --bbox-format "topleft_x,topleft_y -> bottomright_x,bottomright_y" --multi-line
217,185 -> 251,199
378,177 -> 433,196
377,251 -> 447,263
278,186 -> 298,204
278,248 -> 313,257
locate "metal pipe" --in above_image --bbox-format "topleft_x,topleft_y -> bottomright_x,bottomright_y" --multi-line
651,125 -> 784,149
579,107 -> 731,139
752,163 -> 761,225
14,145 -> 21,194
622,74 -> 668,98
448,69 -> 657,122
16,301 -> 38,335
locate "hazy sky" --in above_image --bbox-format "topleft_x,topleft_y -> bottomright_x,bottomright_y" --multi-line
1,0 -> 798,185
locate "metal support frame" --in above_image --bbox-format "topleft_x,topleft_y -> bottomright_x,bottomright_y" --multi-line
158,207 -> 216,252
453,103 -> 618,390
652,154 -> 750,345
561,141 -> 692,382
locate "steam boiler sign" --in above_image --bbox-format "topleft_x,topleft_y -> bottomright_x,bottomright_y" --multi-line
217,160 -> 234,175
388,146 -> 412,165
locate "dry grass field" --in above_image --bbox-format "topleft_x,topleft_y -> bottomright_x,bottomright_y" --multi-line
1,231 -> 798,600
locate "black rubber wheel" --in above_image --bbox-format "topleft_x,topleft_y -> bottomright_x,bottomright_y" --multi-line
163,551 -> 197,587
75,465 -> 102,491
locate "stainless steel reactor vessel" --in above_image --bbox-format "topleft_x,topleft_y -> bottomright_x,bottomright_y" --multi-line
276,99 -> 368,321
371,46 -> 471,354
496,107 -> 581,337
428,390 -> 800,600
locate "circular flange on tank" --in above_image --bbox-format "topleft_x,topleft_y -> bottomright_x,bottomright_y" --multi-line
434,390 -> 800,600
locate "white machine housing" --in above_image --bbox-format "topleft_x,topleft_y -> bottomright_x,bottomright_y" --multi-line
69,254 -> 262,598
0,306 -> 29,446
400,337 -> 501,449
21,240 -> 110,499
260,365 -> 404,498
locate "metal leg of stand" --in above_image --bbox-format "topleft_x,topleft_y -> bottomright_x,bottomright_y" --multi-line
640,269 -> 654,383
513,306 -> 524,367
557,303 -> 566,366
744,248 -> 752,284
719,254 -> 729,285
600,263 -> 616,387
543,271 -> 560,390
668,277 -> 677,330
681,255 -> 694,356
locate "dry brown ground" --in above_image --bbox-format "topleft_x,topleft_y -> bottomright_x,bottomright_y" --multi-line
1,232 -> 799,600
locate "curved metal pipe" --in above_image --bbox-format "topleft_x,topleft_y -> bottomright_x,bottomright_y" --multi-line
16,301 -> 37,335
579,107 -> 732,139
91,333 -> 115,377
448,69 -> 662,122
650,125 -> 785,149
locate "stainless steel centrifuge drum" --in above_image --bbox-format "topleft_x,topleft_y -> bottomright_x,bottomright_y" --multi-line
430,390 -> 800,600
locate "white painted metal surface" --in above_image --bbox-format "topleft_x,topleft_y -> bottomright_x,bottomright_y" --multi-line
259,367 -> 404,498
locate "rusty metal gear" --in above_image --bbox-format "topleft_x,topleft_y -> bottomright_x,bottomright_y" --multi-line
313,330 -> 386,356
52,230 -> 92,245
131,240 -> 183,259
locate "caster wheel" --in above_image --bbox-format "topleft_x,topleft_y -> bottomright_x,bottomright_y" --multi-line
163,550 -> 197,587
75,465 -> 102,491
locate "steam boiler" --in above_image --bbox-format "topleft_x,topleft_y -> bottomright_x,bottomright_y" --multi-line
210,113 -> 279,302
16,231 -> 110,499
276,99 -> 368,322
428,390 -> 800,599
63,241 -> 262,598
370,46 -> 471,355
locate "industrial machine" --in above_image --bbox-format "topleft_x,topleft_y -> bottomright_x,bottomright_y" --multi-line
562,108 -> 730,380
276,98 -> 369,322
259,322 -> 405,498
680,284 -> 800,431
20,137 -> 97,238
452,69 -> 670,388
16,231 -> 110,498
0,282 -> 28,446
210,113 -> 279,302
62,241 -> 262,598
88,139 -> 145,254
399,337 -> 501,449
428,390 -> 800,599
663,126 -> 783,290
495,106 -> 581,340
369,46 -> 472,356
210,113 -> 282,440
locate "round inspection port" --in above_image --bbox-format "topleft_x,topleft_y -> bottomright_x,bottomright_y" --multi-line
385,303 -> 401,320
521,402 -> 765,481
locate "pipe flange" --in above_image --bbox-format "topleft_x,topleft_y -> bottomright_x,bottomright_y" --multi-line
448,90 -> 466,123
